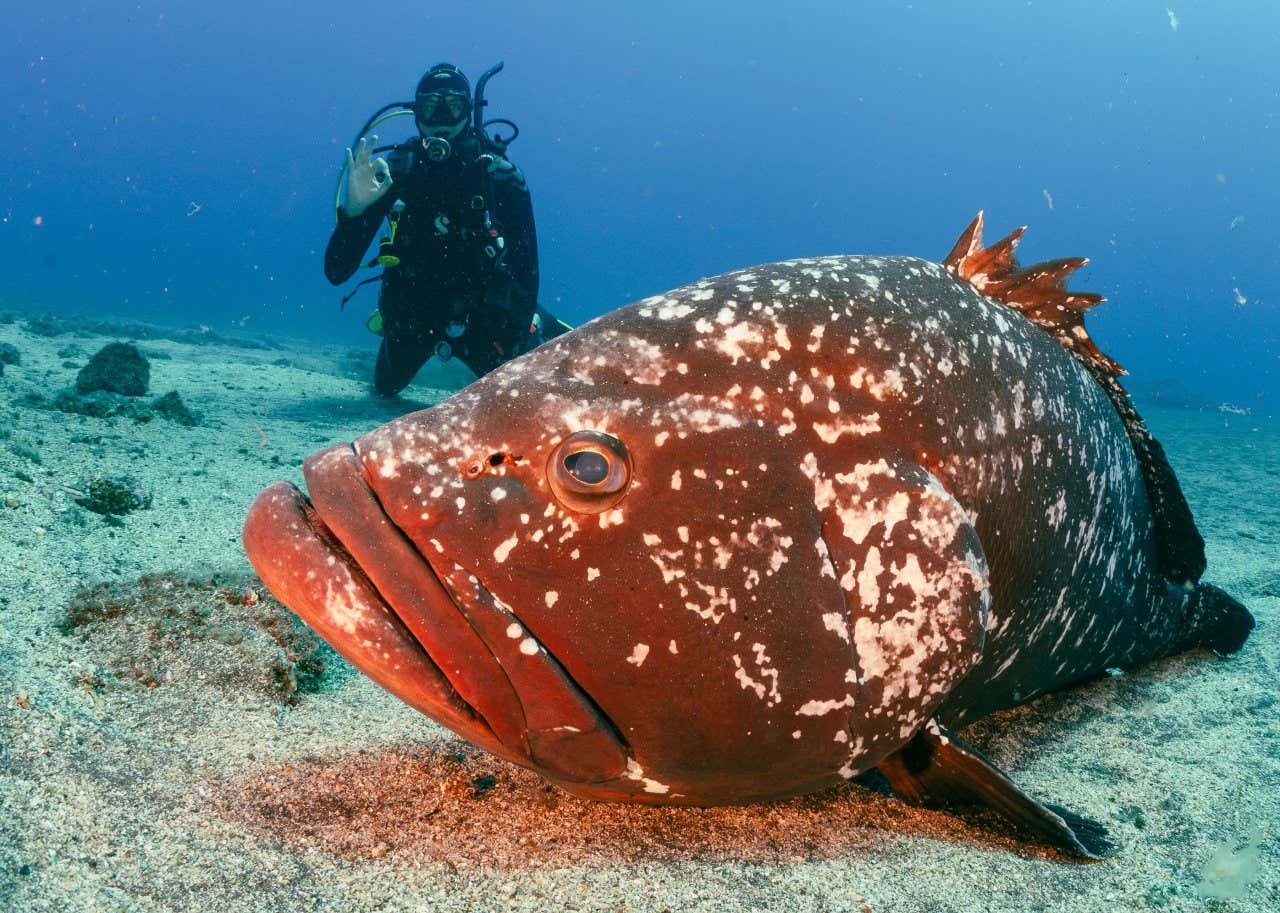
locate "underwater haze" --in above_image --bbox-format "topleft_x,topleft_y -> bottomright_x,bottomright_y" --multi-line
3,0 -> 1278,412
4,5 -> 1280,911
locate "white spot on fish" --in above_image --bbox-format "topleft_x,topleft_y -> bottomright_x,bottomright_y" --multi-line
797,695 -> 856,716
493,535 -> 519,563
858,546 -> 883,607
656,302 -> 694,320
624,758 -> 670,794
822,612 -> 850,642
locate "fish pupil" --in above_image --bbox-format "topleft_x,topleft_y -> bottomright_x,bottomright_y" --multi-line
564,450 -> 609,485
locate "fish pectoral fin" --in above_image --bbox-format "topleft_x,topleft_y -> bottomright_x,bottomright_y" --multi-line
877,720 -> 1117,860
815,460 -> 991,731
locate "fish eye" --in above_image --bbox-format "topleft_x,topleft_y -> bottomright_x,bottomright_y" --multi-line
548,431 -> 632,513
564,450 -> 609,485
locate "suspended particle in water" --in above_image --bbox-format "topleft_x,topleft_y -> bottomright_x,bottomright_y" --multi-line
1042,189 -> 1054,210
1167,9 -> 1179,31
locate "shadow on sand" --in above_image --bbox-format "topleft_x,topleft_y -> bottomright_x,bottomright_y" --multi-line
219,741 -> 1057,868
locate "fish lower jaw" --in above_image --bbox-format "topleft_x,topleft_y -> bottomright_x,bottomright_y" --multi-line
245,448 -> 631,786
242,479 -> 518,764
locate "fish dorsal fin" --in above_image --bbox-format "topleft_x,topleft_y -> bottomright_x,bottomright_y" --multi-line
943,211 -> 1123,376
944,212 -> 1207,586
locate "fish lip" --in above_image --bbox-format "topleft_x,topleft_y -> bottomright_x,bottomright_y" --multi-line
242,478 -> 517,764
295,444 -> 537,766
262,443 -> 629,785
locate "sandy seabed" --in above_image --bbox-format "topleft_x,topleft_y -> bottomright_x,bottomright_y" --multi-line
0,314 -> 1276,913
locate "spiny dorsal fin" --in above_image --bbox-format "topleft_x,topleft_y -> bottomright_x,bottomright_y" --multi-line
943,211 -> 1124,376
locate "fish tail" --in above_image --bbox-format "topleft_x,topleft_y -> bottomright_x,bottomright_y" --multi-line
1190,583 -> 1255,655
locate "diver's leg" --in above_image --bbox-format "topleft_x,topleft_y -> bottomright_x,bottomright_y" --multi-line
372,326 -> 433,397
461,337 -> 508,378
370,284 -> 438,397
455,294 -> 512,378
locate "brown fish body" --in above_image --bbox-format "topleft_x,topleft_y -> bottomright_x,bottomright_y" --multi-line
244,221 -> 1251,854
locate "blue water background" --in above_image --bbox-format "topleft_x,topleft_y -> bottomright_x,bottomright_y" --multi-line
4,1 -> 1276,412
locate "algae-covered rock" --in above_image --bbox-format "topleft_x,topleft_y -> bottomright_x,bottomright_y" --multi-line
59,574 -> 339,705
55,389 -> 123,418
6,440 -> 42,464
0,342 -> 19,366
151,390 -> 201,426
53,387 -> 200,426
24,314 -> 66,337
74,476 -> 152,516
76,342 -> 150,396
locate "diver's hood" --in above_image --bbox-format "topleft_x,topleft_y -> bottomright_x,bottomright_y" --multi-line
415,63 -> 472,142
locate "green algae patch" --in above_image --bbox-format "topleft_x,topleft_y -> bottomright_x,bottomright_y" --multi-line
71,476 -> 152,516
59,574 -> 341,706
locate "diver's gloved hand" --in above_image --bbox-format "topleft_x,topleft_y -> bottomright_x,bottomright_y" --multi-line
479,153 -> 527,191
341,135 -> 393,218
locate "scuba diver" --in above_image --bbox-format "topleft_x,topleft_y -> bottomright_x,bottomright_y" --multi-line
325,62 -> 568,395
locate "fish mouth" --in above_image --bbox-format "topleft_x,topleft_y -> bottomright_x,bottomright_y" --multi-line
242,444 -> 628,785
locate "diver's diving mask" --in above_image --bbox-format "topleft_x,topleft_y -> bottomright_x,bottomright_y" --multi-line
416,89 -> 471,141
417,91 -> 469,121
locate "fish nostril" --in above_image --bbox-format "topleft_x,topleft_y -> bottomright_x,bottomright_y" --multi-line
461,452 -> 523,479
462,453 -> 514,479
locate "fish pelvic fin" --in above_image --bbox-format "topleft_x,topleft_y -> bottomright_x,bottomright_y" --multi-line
877,720 -> 1118,860
943,211 -> 1122,377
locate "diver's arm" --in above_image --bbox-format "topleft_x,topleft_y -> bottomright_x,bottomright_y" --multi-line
323,137 -> 397,286
323,201 -> 391,285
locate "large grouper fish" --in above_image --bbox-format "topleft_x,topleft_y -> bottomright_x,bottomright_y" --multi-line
243,214 -> 1253,858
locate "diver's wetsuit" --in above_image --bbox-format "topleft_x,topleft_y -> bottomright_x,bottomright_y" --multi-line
324,133 -> 539,394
